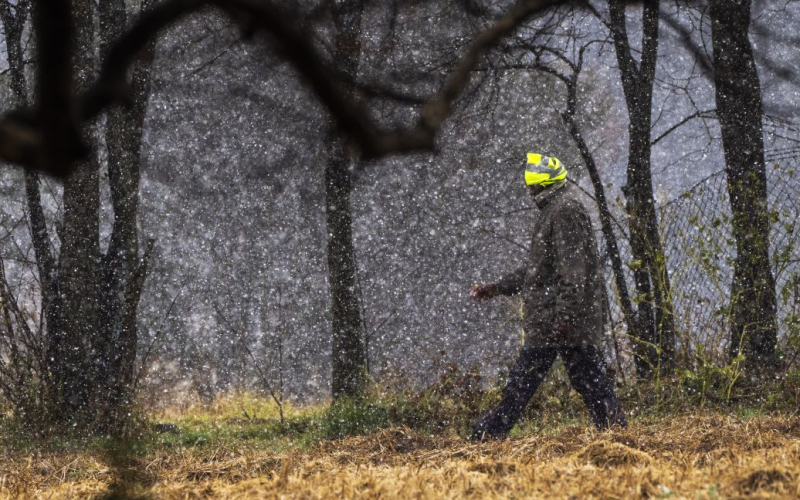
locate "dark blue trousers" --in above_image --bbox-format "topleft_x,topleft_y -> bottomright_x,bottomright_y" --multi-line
472,345 -> 626,439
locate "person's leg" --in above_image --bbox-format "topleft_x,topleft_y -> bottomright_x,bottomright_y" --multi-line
471,347 -> 557,440
561,345 -> 627,430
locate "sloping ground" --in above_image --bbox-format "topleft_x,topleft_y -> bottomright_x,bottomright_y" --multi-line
3,413 -> 800,499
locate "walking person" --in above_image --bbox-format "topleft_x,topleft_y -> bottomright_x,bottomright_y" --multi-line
470,153 -> 626,440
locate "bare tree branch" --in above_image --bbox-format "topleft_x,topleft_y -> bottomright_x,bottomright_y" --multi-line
2,0 -> 725,180
651,108 -> 716,146
0,0 -> 569,176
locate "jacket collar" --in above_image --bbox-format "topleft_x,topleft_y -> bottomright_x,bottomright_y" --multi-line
533,181 -> 570,209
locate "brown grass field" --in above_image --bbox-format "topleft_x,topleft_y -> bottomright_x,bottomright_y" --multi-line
2,411 -> 800,499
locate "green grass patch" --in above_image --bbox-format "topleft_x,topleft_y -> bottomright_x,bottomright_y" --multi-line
3,361 -> 800,459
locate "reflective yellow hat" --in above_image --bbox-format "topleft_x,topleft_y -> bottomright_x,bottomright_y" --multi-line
524,153 -> 568,186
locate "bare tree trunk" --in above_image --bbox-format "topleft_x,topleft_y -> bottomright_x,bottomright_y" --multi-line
92,0 -> 157,430
327,134 -> 367,399
327,0 -> 368,400
0,3 -> 27,106
710,0 -> 778,379
50,0 -> 101,422
0,0 -> 63,373
3,0 -> 153,432
24,170 -> 63,363
609,0 -> 675,378
560,79 -> 639,355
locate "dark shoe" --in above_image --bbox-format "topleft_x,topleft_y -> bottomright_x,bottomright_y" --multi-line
593,398 -> 627,431
607,403 -> 628,429
470,408 -> 512,441
468,429 -> 493,442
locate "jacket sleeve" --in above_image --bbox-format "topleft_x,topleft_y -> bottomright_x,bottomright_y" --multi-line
552,203 -> 592,325
495,266 -> 526,296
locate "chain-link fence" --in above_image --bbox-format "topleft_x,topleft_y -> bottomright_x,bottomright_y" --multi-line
602,164 -> 800,371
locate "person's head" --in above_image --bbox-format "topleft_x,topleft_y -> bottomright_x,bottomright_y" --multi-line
523,153 -> 567,197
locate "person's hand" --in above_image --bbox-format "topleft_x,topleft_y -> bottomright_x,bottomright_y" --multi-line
470,283 -> 498,302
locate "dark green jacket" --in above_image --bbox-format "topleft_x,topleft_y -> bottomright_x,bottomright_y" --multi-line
495,183 -> 606,347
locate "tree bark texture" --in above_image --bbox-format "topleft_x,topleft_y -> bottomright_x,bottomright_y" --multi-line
50,0 -> 102,421
327,0 -> 368,400
96,0 -> 157,430
0,0 -> 66,420
561,80 -> 639,358
710,0 -> 778,377
3,0 -> 156,431
609,0 -> 676,378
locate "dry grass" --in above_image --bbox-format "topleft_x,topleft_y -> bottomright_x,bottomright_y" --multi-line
3,412 -> 800,499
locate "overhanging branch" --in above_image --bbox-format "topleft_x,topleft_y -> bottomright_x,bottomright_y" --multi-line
6,0 -> 694,177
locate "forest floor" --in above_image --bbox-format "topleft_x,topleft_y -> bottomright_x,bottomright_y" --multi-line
2,396 -> 800,499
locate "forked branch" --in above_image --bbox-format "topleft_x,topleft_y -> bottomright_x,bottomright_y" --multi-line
0,0 -> 568,176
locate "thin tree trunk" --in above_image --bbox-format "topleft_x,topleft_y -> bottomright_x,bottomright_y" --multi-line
95,0 -> 157,430
327,0 -> 368,400
24,171 -> 62,359
627,211 -> 658,376
561,79 -> 639,359
609,0 -> 675,377
710,0 -> 778,379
